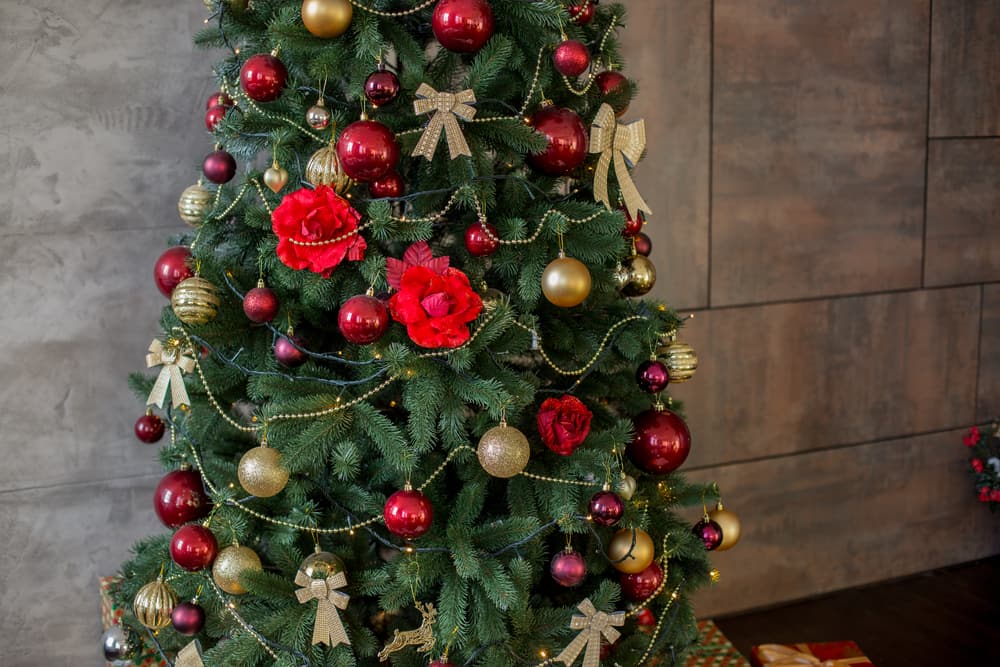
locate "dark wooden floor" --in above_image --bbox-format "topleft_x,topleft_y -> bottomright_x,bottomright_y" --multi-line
714,557 -> 1000,667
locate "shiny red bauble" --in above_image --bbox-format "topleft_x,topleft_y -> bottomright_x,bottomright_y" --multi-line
336,120 -> 400,182
170,524 -> 219,571
203,149 -> 237,184
636,359 -> 670,394
693,518 -> 723,551
154,469 -> 211,528
364,69 -> 401,107
274,334 -> 308,368
206,92 -> 233,109
588,489 -> 625,527
568,1 -> 595,25
627,408 -> 691,474
171,601 -> 207,636
595,70 -> 630,115
369,171 -> 404,198
243,286 -> 280,323
553,39 -> 591,78
205,105 -> 228,132
634,607 -> 656,627
527,106 -> 588,176
240,53 -> 288,102
338,294 -> 389,345
622,209 -> 644,238
464,221 -> 500,257
550,549 -> 587,587
432,0 -> 495,53
634,232 -> 652,257
134,413 -> 165,444
383,488 -> 433,539
154,246 -> 194,297
620,561 -> 663,601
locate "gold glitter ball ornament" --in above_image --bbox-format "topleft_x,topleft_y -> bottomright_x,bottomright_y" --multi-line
299,550 -> 346,579
238,446 -> 289,498
213,544 -> 263,595
306,141 -> 351,192
607,527 -> 655,574
619,255 -> 657,297
301,0 -> 353,38
708,503 -> 741,551
133,577 -> 178,629
477,423 -> 531,478
656,339 -> 698,384
177,183 -> 212,227
171,276 -> 221,325
541,253 -> 592,308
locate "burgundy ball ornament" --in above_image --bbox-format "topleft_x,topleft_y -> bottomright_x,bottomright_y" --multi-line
206,92 -> 233,109
568,1 -> 594,25
336,119 -> 400,182
170,601 -> 206,636
595,70 -> 630,115
203,149 -> 237,184
135,413 -> 165,444
552,39 -> 591,78
627,407 -> 691,474
154,246 -> 194,297
620,561 -> 663,601
243,284 -> 280,323
634,232 -> 652,257
239,53 -> 288,102
338,294 -> 389,345
364,68 -> 401,107
464,221 -> 500,257
588,489 -> 625,527
170,524 -> 219,571
383,488 -> 434,539
205,104 -> 228,132
550,548 -> 587,587
432,0 -> 495,53
274,334 -> 308,368
622,209 -> 644,238
369,171 -> 404,198
527,106 -> 588,176
154,469 -> 211,528
693,518 -> 724,551
636,359 -> 670,394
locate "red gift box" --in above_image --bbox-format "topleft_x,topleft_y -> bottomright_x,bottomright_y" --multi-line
682,620 -> 751,667
751,641 -> 873,667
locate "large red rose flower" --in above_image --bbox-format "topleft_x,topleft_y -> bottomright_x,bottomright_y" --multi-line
537,395 -> 593,456
271,185 -> 366,277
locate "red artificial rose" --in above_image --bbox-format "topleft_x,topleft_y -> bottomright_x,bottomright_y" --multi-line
537,395 -> 593,456
388,265 -> 483,348
972,458 -> 985,473
991,489 -> 1000,503
272,185 -> 366,277
963,425 -> 981,447
979,487 -> 991,502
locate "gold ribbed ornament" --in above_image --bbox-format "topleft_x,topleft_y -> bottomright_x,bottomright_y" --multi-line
171,276 -> 220,325
133,577 -> 178,629
238,446 -> 289,498
213,545 -> 263,595
306,141 -> 351,192
657,339 -> 698,384
477,423 -> 530,478
619,255 -> 657,297
607,528 -> 655,574
708,503 -> 741,551
541,253 -> 591,308
177,183 -> 212,227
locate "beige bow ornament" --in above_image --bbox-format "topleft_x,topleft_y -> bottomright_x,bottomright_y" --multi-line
145,338 -> 196,409
175,640 -> 204,667
412,83 -> 477,161
554,598 -> 625,667
588,102 -> 652,221
295,570 -> 351,647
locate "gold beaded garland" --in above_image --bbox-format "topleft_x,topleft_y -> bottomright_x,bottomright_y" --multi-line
177,183 -> 212,226
133,577 -> 178,629
171,276 -> 221,325
213,544 -> 263,595
607,528 -> 655,574
477,423 -> 531,478
238,446 -> 290,497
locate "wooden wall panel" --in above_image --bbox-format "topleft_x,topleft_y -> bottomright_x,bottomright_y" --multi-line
925,139 -> 1000,286
710,0 -> 927,306
929,0 -> 1000,137
977,284 -> 1000,422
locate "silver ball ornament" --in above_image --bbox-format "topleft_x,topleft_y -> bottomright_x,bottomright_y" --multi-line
102,625 -> 138,664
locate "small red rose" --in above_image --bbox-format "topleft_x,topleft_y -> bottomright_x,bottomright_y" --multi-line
979,487 -> 991,502
963,425 -> 981,447
271,185 -> 366,277
537,395 -> 593,456
991,489 -> 1000,503
972,458 -> 985,473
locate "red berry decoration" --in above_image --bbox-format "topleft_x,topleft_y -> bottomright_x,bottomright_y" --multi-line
622,209 -> 644,238
620,561 -> 663,601
154,246 -> 194,297
336,119 -> 400,182
243,284 -> 280,323
154,469 -> 211,528
595,70 -> 630,115
239,53 -> 288,102
338,294 -> 389,345
170,524 -> 219,571
634,232 -> 652,257
274,334 -> 308,368
134,413 -> 165,444
364,68 -> 401,107
370,171 -> 404,198
693,517 -> 724,551
527,106 -> 588,176
171,601 -> 206,636
627,407 -> 691,474
568,1 -> 595,25
550,549 -> 587,587
203,149 -> 237,184
552,39 -> 591,78
432,0 -> 494,53
588,489 -> 625,527
464,221 -> 500,257
206,92 -> 233,109
383,488 -> 434,539
636,359 -> 670,394
205,105 -> 228,132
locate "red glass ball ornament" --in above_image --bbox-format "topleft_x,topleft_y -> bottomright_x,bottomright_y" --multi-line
464,221 -> 500,257
154,469 -> 211,528
553,39 -> 591,78
527,106 -> 588,176
170,524 -> 219,571
588,489 -> 625,527
154,246 -> 194,297
620,561 -> 664,601
369,171 -> 404,198
171,601 -> 206,636
364,69 -> 401,107
274,334 -> 308,368
240,53 -> 288,103
550,549 -> 587,587
627,408 -> 691,474
243,286 -> 280,323
206,92 -> 233,109
600,638 -> 614,660
205,104 -> 228,132
568,1 -> 595,25
432,0 -> 494,53
338,294 -> 389,345
383,488 -> 433,539
693,518 -> 724,551
634,232 -> 652,257
336,120 -> 400,182
622,209 -> 644,238
636,359 -> 670,394
634,607 -> 656,627
134,413 -> 165,444
203,149 -> 237,184
595,70 -> 630,115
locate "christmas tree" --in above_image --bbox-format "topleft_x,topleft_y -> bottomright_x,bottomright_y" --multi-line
107,1 -> 741,665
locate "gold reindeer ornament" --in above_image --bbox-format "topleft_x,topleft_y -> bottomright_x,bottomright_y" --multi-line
377,602 -> 437,661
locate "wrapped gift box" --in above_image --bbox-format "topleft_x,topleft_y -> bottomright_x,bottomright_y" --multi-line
683,620 -> 751,667
750,641 -> 873,667
100,576 -> 169,667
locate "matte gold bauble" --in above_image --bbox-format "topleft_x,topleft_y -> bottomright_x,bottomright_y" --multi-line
299,550 -> 346,579
708,504 -> 741,551
306,142 -> 351,192
213,545 -> 263,595
238,446 -> 289,498
301,0 -> 353,38
541,253 -> 591,307
607,528 -> 655,574
617,474 -> 637,501
171,276 -> 221,325
619,255 -> 657,297
477,423 -> 531,478
656,339 -> 698,384
177,183 -> 212,227
263,162 -> 289,193
133,577 -> 178,629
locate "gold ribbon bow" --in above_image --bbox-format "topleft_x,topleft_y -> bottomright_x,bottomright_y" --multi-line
412,83 -> 477,161
757,644 -> 871,667
175,641 -> 204,667
554,598 -> 625,667
294,570 -> 351,647
145,338 -> 196,409
589,102 -> 652,220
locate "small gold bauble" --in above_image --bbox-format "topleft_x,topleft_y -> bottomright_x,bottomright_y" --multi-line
656,339 -> 698,384
617,474 -> 637,501
541,253 -> 591,307
620,255 -> 657,297
301,0 -> 353,38
133,577 -> 178,629
263,164 -> 289,193
477,424 -> 531,478
213,545 -> 263,595
708,505 -> 741,551
306,100 -> 332,130
238,446 -> 289,498
177,183 -> 212,227
171,276 -> 221,325
299,550 -> 346,579
607,528 -> 655,574
306,142 -> 351,192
